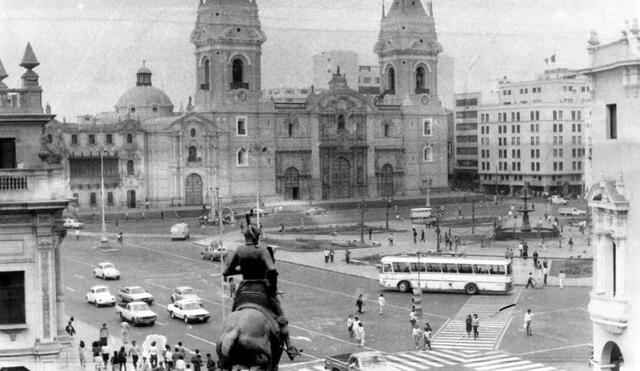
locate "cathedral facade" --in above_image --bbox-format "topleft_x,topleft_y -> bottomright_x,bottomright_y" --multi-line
49,0 -> 449,208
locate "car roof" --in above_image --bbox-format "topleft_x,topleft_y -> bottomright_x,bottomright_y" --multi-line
175,286 -> 193,291
90,285 -> 109,290
175,299 -> 200,305
98,262 -> 114,265
123,286 -> 143,290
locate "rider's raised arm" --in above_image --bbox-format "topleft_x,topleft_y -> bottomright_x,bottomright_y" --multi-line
222,251 -> 240,277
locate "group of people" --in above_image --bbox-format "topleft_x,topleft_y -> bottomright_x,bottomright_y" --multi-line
323,248 -> 336,263
464,314 -> 480,340
347,314 -> 366,346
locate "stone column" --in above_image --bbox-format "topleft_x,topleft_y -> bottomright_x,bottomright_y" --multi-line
310,115 -> 322,200
54,234 -> 68,338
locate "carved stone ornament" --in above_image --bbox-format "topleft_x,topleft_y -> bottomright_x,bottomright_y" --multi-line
421,95 -> 429,105
190,27 -> 207,44
236,89 -> 247,102
38,238 -> 56,249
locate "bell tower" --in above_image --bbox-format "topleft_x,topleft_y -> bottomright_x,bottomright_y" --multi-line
190,0 -> 266,111
374,0 -> 442,104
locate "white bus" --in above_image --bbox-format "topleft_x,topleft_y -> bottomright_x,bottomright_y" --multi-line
379,255 -> 513,295
409,207 -> 436,225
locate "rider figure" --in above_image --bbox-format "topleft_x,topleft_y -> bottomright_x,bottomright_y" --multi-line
222,213 -> 301,361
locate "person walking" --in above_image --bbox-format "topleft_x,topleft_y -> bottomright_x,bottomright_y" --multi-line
191,350 -> 203,371
465,314 -> 472,338
409,308 -> 417,329
329,249 -> 335,263
111,350 -> 120,371
388,232 -> 394,247
175,355 -> 186,371
423,325 -> 432,350
558,270 -> 566,289
420,229 -> 425,243
412,325 -> 421,350
568,237 -> 574,251
542,263 -> 549,285
347,315 -> 355,338
525,272 -> 535,289
354,317 -> 361,343
164,345 -> 173,371
75,229 -> 80,240
78,340 -> 87,369
121,320 -> 130,344
100,344 -> 110,371
149,341 -> 159,368
228,277 -> 237,299
99,323 -> 109,346
368,227 -> 372,240
206,353 -> 216,371
355,294 -> 364,314
472,314 -> 480,340
324,248 -> 330,264
92,341 -> 103,371
129,340 -> 141,370
357,322 -> 365,347
412,228 -> 417,244
524,309 -> 533,336
117,231 -> 123,245
65,320 -> 76,336
345,248 -> 351,264
518,241 -> 524,257
160,210 -> 164,220
533,250 -> 539,268
117,346 -> 128,371
377,294 -> 386,315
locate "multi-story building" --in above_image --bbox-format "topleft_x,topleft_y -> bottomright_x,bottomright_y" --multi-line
48,0 -> 449,209
477,69 -> 591,196
312,50 -> 359,91
452,92 -> 480,189
580,24 -> 640,371
358,65 -> 381,95
0,44 -> 72,370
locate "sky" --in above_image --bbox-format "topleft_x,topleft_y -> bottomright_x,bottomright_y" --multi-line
0,0 -> 638,121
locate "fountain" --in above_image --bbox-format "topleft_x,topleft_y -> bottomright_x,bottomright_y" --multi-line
493,189 -> 560,240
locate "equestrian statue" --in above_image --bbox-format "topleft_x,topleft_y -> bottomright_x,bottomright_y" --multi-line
217,212 -> 301,371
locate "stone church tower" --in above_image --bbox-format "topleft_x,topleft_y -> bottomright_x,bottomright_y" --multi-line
374,0 -> 442,105
191,0 -> 267,111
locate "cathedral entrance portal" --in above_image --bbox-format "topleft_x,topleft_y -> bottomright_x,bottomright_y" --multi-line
284,167 -> 300,200
333,157 -> 351,199
127,190 -> 136,208
185,173 -> 203,206
378,164 -> 394,197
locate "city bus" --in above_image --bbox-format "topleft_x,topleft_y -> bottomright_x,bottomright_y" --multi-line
379,255 -> 513,295
409,207 -> 436,225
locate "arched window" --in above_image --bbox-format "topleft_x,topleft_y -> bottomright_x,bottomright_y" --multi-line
338,114 -> 346,131
130,107 -> 136,114
232,58 -> 244,84
127,133 -> 133,144
188,146 -> 198,162
423,146 -> 433,162
288,123 -> 294,137
89,192 -> 97,206
190,128 -> 196,137
152,106 -> 158,113
416,66 -> 426,93
237,148 -> 248,167
127,160 -> 135,176
387,67 -> 396,93
201,58 -> 210,90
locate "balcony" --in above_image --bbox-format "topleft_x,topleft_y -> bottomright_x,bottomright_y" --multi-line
588,292 -> 630,334
230,82 -> 249,90
200,83 -> 210,91
0,167 -> 68,203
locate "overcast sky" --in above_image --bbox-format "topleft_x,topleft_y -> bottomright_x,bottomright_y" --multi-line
0,0 -> 638,121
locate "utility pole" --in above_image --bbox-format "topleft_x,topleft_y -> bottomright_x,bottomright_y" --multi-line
472,200 -> 475,234
99,146 -> 108,247
217,187 -> 225,322
360,199 -> 366,244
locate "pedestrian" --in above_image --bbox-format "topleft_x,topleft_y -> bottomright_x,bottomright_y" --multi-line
355,294 -> 364,314
504,248 -> 510,260
164,345 -> 173,371
191,350 -> 203,371
129,340 -> 141,369
78,340 -> 86,369
465,314 -> 472,338
409,308 -> 417,329
377,294 -> 386,315
279,222 -> 284,233
540,240 -> 547,252
149,341 -> 159,368
206,353 -> 216,371
329,249 -> 335,263
101,344 -> 110,370
160,211 -> 164,220
347,314 -> 355,338
117,231 -> 123,245
324,248 -> 330,264
75,228 -> 80,240
423,325 -> 432,350
412,325 -> 421,350
121,320 -> 130,344
524,309 -> 533,336
175,355 -> 186,371
112,351 -> 120,371
543,263 -> 549,285
525,272 -> 535,289
65,320 -> 75,336
357,322 -> 365,347
472,314 -> 479,340
345,248 -> 351,264
368,227 -> 372,240
228,277 -> 236,298
458,205 -> 462,216
176,342 -> 186,359
92,341 -> 103,371
354,316 -> 361,342
115,219 -> 119,228
518,241 -> 524,257
117,346 -> 128,371
533,250 -> 539,268
420,229 -> 425,243
559,270 -> 566,289
412,228 -> 417,244
388,232 -> 394,247
535,261 -> 543,281
99,323 -> 109,346
568,238 -> 574,251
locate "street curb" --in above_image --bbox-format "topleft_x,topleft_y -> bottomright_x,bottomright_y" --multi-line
279,256 -> 379,281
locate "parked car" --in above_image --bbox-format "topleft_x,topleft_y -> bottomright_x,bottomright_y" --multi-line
170,286 -> 202,304
201,245 -> 231,262
325,351 -> 401,371
558,207 -> 587,216
86,285 -> 116,307
167,300 -> 210,323
118,286 -> 154,305
63,218 -> 84,229
116,302 -> 157,326
549,195 -> 568,205
93,262 -> 120,280
305,207 -> 327,215
170,223 -> 190,240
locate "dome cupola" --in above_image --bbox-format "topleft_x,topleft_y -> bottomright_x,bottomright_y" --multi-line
115,62 -> 173,121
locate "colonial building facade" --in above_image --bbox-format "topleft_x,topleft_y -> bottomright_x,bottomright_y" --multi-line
49,0 -> 449,209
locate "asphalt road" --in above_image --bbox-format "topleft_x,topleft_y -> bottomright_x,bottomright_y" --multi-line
61,233 -> 468,366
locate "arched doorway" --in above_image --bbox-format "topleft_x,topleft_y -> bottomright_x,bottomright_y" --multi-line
185,173 -> 203,206
333,157 -> 351,199
284,167 -> 300,200
601,341 -> 623,370
127,190 -> 136,208
378,164 -> 394,197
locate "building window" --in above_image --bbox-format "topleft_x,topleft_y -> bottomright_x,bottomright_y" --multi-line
127,133 -> 133,144
606,104 -> 617,139
288,123 -> 294,137
236,117 -> 247,136
152,106 -> 158,113
127,160 -> 135,176
423,146 -> 433,162
237,148 -> 248,167
338,114 -> 346,131
88,134 -> 95,144
387,66 -> 396,93
201,57 -> 210,90
0,271 -> 25,325
106,134 -> 113,144
90,192 -> 97,206
71,134 -> 78,145
107,192 -> 114,206
190,128 -> 196,137
383,124 -> 389,137
232,58 -> 244,85
423,119 -> 432,136
188,146 -> 198,162
415,66 -> 427,94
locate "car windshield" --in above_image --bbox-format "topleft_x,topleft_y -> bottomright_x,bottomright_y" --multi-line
102,264 -> 114,269
180,288 -> 193,295
130,303 -> 150,311
129,287 -> 145,294
95,287 -> 108,293
182,302 -> 201,310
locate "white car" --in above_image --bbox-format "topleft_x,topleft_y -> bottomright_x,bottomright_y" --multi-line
93,262 -> 120,280
549,195 -> 568,205
250,208 -> 266,216
170,286 -> 202,304
167,300 -> 210,323
118,286 -> 154,305
63,218 -> 84,229
86,285 -> 116,307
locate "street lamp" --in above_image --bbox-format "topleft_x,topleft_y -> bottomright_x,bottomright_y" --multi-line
99,147 -> 108,247
385,197 -> 392,230
253,144 -> 268,227
360,199 -> 366,244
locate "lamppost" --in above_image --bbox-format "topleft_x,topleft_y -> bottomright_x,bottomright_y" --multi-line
359,199 -> 366,244
252,144 -> 268,227
99,147 -> 108,247
385,197 -> 392,230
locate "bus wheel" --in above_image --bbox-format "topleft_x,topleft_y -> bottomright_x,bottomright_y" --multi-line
465,283 -> 478,295
397,281 -> 411,293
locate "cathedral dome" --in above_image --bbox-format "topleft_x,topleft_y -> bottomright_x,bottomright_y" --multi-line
115,63 -> 174,120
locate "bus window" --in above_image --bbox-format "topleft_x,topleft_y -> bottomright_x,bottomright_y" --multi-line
442,263 -> 457,273
458,264 -> 473,274
410,262 -> 426,272
425,263 -> 441,273
473,264 -> 487,274
382,264 -> 393,273
507,263 -> 512,275
393,262 -> 411,273
489,265 -> 506,275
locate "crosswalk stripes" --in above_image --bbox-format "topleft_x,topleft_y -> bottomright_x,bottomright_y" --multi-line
463,351 -> 564,371
432,289 -> 522,350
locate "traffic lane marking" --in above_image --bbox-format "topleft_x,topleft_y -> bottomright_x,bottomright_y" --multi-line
186,333 -> 216,346
74,274 -> 85,280
66,286 -> 76,292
